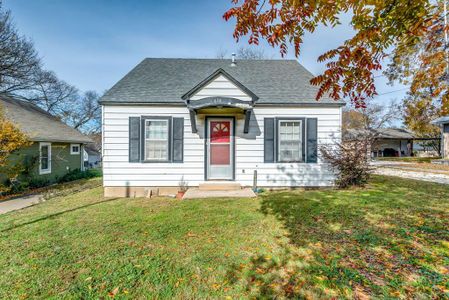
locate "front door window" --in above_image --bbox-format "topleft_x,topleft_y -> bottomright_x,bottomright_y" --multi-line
207,119 -> 233,180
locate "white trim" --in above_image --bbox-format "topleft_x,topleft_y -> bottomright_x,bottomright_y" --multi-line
81,145 -> 86,171
144,119 -> 169,161
39,142 -> 52,175
277,119 -> 303,162
206,117 -> 234,180
70,144 -> 81,155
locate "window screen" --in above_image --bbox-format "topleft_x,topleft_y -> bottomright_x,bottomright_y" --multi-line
145,119 -> 169,160
278,120 -> 302,162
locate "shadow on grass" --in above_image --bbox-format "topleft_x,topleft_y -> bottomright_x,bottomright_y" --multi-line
0,197 -> 122,233
227,177 -> 449,298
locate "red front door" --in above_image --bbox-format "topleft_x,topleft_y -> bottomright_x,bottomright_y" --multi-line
207,119 -> 233,180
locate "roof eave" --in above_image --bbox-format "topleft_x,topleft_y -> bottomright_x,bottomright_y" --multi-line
29,137 -> 93,144
99,100 -> 346,107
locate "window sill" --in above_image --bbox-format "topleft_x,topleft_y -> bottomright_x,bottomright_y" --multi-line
39,169 -> 51,175
141,160 -> 172,163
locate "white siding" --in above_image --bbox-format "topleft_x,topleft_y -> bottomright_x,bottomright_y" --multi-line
102,105 -> 341,188
190,75 -> 252,101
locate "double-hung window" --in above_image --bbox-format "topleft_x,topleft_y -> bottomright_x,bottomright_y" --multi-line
278,120 -> 303,162
144,119 -> 169,161
39,142 -> 51,175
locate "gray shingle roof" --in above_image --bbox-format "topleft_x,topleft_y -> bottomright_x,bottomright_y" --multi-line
1,94 -> 92,144
344,128 -> 415,140
431,115 -> 449,125
100,58 -> 344,105
375,128 -> 415,139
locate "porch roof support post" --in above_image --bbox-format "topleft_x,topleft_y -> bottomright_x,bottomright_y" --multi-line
243,109 -> 252,134
189,109 -> 197,133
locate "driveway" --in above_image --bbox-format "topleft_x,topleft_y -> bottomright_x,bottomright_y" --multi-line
372,161 -> 449,185
0,194 -> 42,214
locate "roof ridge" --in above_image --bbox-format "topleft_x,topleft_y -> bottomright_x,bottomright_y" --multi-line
143,57 -> 298,61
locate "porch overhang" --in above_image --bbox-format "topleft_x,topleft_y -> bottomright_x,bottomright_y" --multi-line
186,97 -> 254,134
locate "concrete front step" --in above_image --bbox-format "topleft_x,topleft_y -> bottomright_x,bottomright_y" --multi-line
199,182 -> 242,191
182,188 -> 256,199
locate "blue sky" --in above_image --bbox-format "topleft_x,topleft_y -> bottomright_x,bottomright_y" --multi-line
4,0 -> 407,106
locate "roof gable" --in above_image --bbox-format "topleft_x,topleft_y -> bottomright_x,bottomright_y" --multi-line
182,68 -> 258,102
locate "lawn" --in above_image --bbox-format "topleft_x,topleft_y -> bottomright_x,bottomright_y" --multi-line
376,156 -> 439,163
0,176 -> 448,299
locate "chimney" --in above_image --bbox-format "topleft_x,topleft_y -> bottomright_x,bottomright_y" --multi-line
231,53 -> 236,66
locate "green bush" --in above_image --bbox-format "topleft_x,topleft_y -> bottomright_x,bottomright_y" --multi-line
28,177 -> 51,189
59,168 -> 102,183
8,180 -> 29,194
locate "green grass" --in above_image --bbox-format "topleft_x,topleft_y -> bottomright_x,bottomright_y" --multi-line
376,156 -> 440,163
0,176 -> 448,299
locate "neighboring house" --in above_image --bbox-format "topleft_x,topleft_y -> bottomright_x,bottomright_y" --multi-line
345,128 -> 439,158
0,94 -> 92,183
84,145 -> 102,168
432,116 -> 449,159
370,128 -> 415,157
100,58 -> 345,197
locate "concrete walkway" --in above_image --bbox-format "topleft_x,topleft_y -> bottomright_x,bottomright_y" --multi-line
0,194 -> 43,214
372,161 -> 449,185
183,187 -> 256,199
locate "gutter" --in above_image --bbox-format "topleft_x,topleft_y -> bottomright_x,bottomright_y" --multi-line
99,101 -> 346,107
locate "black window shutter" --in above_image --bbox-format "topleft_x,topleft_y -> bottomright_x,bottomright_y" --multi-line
306,118 -> 318,163
172,117 -> 184,162
264,118 -> 275,163
129,117 -> 141,162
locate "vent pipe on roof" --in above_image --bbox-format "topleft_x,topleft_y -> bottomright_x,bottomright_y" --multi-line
231,53 -> 236,66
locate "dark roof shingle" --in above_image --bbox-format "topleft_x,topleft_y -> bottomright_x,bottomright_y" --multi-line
100,58 -> 344,105
1,94 -> 92,144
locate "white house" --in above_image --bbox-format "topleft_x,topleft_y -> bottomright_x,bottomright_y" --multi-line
432,115 -> 449,160
100,58 -> 344,197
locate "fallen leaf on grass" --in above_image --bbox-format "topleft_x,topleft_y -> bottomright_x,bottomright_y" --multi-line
108,287 -> 119,298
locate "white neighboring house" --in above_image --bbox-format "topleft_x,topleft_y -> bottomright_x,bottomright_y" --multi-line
99,58 -> 344,197
432,115 -> 449,160
84,145 -> 102,169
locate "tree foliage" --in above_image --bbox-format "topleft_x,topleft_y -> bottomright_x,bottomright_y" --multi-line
321,137 -> 373,188
0,106 -> 31,193
59,91 -> 101,134
0,2 -> 101,134
216,46 -> 268,59
342,101 -> 400,133
0,2 -> 41,94
224,0 -> 438,107
383,1 -> 447,146
236,46 -> 267,59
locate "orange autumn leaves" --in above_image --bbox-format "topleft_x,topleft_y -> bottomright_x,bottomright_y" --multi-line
0,105 -> 30,192
224,0 -> 439,108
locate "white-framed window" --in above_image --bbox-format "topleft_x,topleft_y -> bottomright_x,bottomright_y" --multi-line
39,142 -> 51,175
70,144 -> 80,155
144,119 -> 169,161
278,120 -> 303,162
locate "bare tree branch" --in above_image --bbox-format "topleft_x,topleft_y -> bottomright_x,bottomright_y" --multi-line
0,3 -> 41,93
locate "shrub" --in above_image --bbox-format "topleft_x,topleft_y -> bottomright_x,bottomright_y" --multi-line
320,136 -> 373,188
7,179 -> 29,194
59,168 -> 102,183
28,177 -> 50,189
